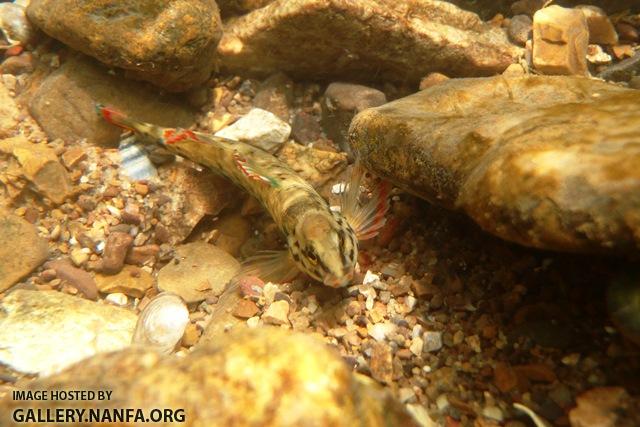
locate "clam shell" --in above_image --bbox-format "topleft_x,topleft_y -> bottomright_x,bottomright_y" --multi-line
132,292 -> 189,354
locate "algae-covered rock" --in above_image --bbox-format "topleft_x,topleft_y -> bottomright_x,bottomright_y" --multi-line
217,0 -> 522,85
0,328 -> 419,427
350,75 -> 640,253
27,0 -> 222,92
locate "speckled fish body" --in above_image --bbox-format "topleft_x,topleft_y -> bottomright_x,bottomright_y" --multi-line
97,106 -> 390,288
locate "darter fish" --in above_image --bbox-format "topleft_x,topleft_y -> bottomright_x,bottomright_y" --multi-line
97,105 -> 390,288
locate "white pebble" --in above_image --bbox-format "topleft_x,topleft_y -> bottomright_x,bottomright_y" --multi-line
105,293 -> 128,306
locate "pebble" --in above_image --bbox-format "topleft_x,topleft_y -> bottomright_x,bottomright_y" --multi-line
70,247 -> 89,266
482,406 -> 504,422
507,14 -> 532,46
291,111 -> 322,143
0,214 -> 48,292
100,231 -> 133,274
252,72 -> 293,121
215,108 -> 291,153
262,300 -> 290,325
368,322 -> 396,342
423,331 -> 443,353
369,342 -> 393,384
409,337 -> 423,357
181,323 -> 200,348
246,316 -> 260,328
321,82 -> 387,156
532,5 -> 589,75
233,299 -> 260,319
157,242 -> 240,303
44,259 -> 98,300
95,265 -> 154,298
576,5 -> 618,45
419,72 -> 449,90
105,292 -> 128,306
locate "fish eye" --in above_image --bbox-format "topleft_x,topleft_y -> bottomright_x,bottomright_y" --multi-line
307,251 -> 318,264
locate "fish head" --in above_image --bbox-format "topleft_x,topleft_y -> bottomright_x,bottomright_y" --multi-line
290,210 -> 358,288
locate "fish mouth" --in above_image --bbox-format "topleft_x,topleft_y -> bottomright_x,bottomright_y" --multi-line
323,272 -> 353,288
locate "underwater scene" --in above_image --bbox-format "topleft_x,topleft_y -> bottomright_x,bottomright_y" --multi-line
0,0 -> 639,426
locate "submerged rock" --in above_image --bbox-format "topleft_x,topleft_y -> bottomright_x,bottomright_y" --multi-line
0,136 -> 74,205
157,241 -> 240,303
0,290 -> 136,375
350,75 -> 640,254
27,0 -> 222,92
321,82 -> 387,157
532,5 -> 589,76
217,0 -> 522,85
29,55 -> 196,146
0,213 -> 48,292
0,328 -> 419,427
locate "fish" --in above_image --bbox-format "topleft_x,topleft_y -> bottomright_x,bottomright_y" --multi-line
97,105 -> 390,288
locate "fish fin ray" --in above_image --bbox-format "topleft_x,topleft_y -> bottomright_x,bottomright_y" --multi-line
238,250 -> 299,284
341,163 -> 391,241
232,151 -> 280,188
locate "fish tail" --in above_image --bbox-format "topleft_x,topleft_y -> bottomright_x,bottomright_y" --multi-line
95,104 -> 140,132
96,104 -> 164,143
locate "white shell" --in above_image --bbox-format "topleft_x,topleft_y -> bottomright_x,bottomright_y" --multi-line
132,292 -> 189,354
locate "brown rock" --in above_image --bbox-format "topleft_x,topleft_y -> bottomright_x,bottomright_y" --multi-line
493,362 -> 518,393
212,213 -> 252,257
370,341 -> 393,384
278,141 -> 347,188
253,72 -> 293,121
0,328 -> 419,426
0,81 -> 20,138
507,14 -> 532,46
291,111 -> 322,144
532,5 -> 589,76
419,72 -> 450,91
349,75 -> 640,254
0,136 -> 74,205
0,213 -> 48,292
233,299 -> 260,319
616,22 -> 639,42
569,387 -> 638,427
0,52 -> 34,75
181,322 -> 200,348
217,0 -> 521,85
44,259 -> 98,300
262,300 -> 290,325
100,232 -> 133,275
576,5 -> 618,45
95,265 -> 153,298
27,0 -> 222,92
28,55 -> 196,146
218,0 -> 274,17
125,244 -> 160,266
157,242 -> 240,303
514,363 -> 557,383
321,83 -> 386,156
60,146 -> 86,169
159,163 -> 234,244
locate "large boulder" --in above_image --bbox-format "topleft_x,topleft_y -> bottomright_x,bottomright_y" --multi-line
29,55 -> 197,145
217,0 -> 522,85
0,328 -> 419,427
27,0 -> 223,92
349,75 -> 640,254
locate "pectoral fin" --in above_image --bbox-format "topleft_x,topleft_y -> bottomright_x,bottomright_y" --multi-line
340,163 -> 391,241
238,250 -> 300,284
